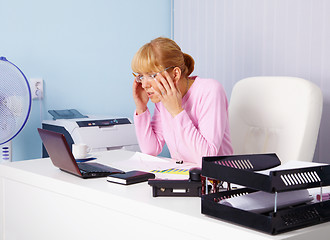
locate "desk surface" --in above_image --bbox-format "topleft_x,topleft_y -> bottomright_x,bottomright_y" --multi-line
0,150 -> 329,240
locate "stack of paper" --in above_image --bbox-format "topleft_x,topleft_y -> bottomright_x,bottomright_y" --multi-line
219,189 -> 313,213
218,160 -> 322,213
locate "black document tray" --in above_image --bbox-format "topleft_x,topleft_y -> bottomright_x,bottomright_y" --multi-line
201,153 -> 330,235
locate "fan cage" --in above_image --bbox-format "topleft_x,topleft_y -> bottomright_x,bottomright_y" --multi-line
0,56 -> 32,145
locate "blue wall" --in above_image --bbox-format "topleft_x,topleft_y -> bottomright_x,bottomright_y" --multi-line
0,0 -> 172,161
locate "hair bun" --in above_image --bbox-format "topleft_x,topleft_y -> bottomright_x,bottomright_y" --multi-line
183,53 -> 195,77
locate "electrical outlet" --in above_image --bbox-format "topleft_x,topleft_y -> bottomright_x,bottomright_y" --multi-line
30,78 -> 43,100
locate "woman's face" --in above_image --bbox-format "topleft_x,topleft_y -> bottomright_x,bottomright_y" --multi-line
135,66 -> 176,103
139,74 -> 161,103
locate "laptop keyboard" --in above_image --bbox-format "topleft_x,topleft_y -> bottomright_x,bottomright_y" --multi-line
77,162 -> 124,173
77,162 -> 110,173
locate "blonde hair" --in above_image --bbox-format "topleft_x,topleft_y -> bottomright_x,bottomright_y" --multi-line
131,37 -> 194,78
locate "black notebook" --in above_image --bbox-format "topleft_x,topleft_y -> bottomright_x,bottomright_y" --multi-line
107,170 -> 155,185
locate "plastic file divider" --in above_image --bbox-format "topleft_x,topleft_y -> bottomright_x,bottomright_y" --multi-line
201,153 -> 330,235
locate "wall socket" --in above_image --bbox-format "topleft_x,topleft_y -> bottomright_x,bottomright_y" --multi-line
30,78 -> 43,100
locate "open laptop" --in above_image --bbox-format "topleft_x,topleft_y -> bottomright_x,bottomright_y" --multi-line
38,128 -> 124,178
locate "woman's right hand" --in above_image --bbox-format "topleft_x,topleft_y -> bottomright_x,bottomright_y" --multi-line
133,80 -> 148,114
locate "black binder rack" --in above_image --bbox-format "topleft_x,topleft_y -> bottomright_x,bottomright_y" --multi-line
201,153 -> 330,235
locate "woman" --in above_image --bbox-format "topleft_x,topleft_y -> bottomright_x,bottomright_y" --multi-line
132,37 -> 233,166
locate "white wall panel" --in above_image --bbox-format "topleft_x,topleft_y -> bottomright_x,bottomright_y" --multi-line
174,0 -> 330,163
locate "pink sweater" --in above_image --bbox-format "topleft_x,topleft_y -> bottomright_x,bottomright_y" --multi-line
134,77 -> 233,166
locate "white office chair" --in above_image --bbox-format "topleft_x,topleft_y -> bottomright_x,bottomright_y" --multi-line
229,76 -> 323,164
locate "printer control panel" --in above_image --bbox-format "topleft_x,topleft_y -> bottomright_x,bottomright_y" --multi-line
76,118 -> 131,127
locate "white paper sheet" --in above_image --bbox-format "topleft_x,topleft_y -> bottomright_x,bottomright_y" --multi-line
257,161 -> 327,175
219,189 -> 313,213
112,152 -> 196,179
217,161 -> 327,213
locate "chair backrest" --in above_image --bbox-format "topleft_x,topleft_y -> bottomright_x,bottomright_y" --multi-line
229,76 -> 323,164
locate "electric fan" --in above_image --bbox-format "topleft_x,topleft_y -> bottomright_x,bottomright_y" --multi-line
0,57 -> 32,162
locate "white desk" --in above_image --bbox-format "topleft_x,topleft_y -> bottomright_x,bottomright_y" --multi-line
0,150 -> 329,240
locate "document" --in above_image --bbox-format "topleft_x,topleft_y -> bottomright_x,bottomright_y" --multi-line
112,152 -> 195,179
218,161 -> 326,213
219,189 -> 313,213
257,161 -> 327,175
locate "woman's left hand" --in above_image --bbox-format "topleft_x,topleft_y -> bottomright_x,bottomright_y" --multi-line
153,70 -> 184,117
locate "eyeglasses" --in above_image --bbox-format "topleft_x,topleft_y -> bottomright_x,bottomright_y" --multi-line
132,66 -> 175,83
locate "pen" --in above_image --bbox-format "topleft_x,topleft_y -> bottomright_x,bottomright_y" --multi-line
316,193 -> 330,201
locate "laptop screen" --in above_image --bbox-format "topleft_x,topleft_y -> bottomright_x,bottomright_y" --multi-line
38,128 -> 82,176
